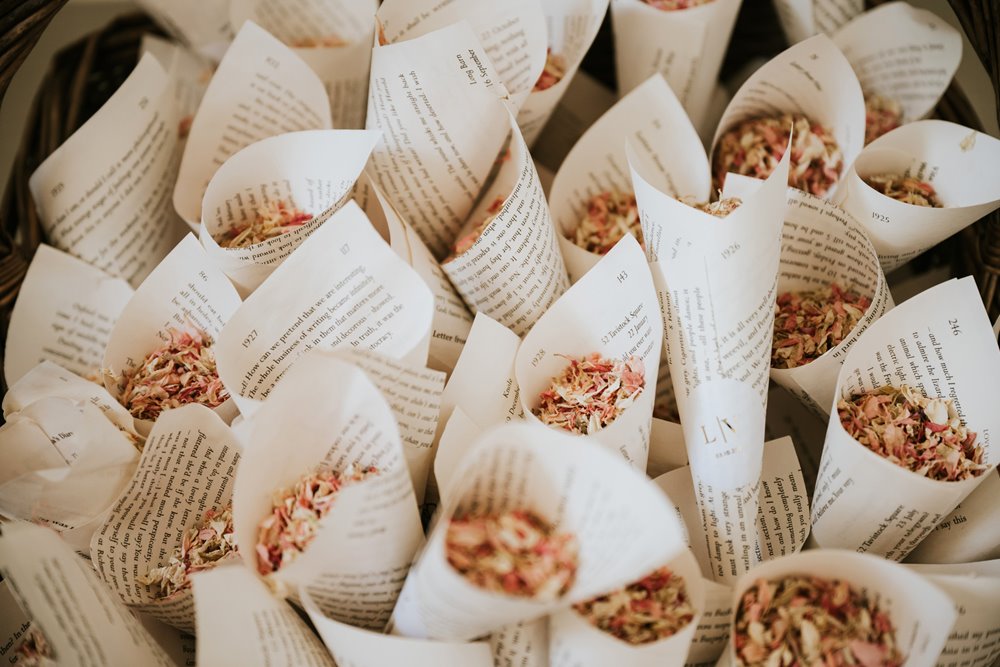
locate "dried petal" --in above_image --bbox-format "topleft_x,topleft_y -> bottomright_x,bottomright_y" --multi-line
862,173 -> 942,208
533,50 -> 567,92
445,509 -> 579,600
215,199 -> 313,248
771,283 -> 871,369
574,190 -> 643,255
838,385 -> 986,481
139,505 -> 238,599
643,0 -> 714,9
680,196 -> 743,218
445,195 -> 506,262
113,328 -> 229,421
13,628 -> 54,667
713,114 -> 843,197
573,566 -> 696,644
734,575 -> 904,667
535,354 -> 646,435
864,94 -> 902,145
255,464 -> 379,575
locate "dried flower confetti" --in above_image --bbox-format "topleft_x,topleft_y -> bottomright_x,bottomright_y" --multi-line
291,35 -> 348,48
838,385 -> 986,482
734,575 -> 903,667
535,354 -> 645,435
178,115 -> 193,139
114,328 -> 228,421
140,505 -> 238,599
680,196 -> 743,218
713,114 -> 843,197
446,509 -> 579,600
13,628 -> 54,667
862,174 -> 943,208
771,283 -> 871,369
445,196 -> 506,262
574,190 -> 643,254
256,463 -> 379,575
534,50 -> 567,92
643,0 -> 714,9
574,566 -> 696,645
215,200 -> 313,248
864,94 -> 902,145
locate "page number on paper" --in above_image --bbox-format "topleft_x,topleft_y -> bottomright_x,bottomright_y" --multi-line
949,319 -> 961,336
265,56 -> 280,69
50,182 -> 64,198
138,96 -> 149,110
872,212 -> 890,224
616,271 -> 628,284
242,329 -> 258,349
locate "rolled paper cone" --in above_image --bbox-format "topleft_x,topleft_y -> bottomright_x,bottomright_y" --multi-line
514,236 -> 661,470
101,235 -> 242,435
89,405 -> 241,633
200,129 -> 380,296
515,0 -> 609,146
772,0 -> 864,45
710,35 -> 865,202
726,550 -> 955,667
173,22 -> 332,227
549,74 -> 709,283
811,277 -> 1000,561
835,121 -> 1000,272
548,549 -> 704,667
231,352 -> 423,629
392,422 -> 688,641
611,0 -> 741,140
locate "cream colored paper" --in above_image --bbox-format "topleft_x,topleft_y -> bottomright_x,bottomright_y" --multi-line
764,383 -> 829,488
192,565 -> 335,666
725,550 -> 955,667
515,236 -> 661,469
377,0 -> 547,111
0,397 -> 138,553
548,549 -> 703,667
392,422 -> 688,641
710,35 -> 866,202
773,0 -> 863,44
215,201 -> 434,414
833,2 -> 961,127
906,560 -> 1000,667
441,111 -> 571,336
366,21 -> 511,258
0,522 -> 173,666
492,619 -> 550,667
28,55 -> 186,287
136,0 -> 233,61
907,469 -> 1000,565
301,586 -> 493,666
173,22 -> 332,227
365,175 -> 474,373
433,408 -> 487,507
230,0 -> 378,129
102,235 -> 242,433
231,354 -> 423,630
136,613 -> 197,667
630,134 -> 791,582
610,0 -> 741,140
200,129 -> 379,295
90,405 -> 241,634
835,121 -> 1000,272
811,277 -> 1000,561
549,75 -> 710,283
4,245 -> 133,385
516,0 -> 609,146
0,579 -> 35,667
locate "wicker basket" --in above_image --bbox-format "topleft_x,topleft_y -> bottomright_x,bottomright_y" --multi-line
0,1 -> 997,396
